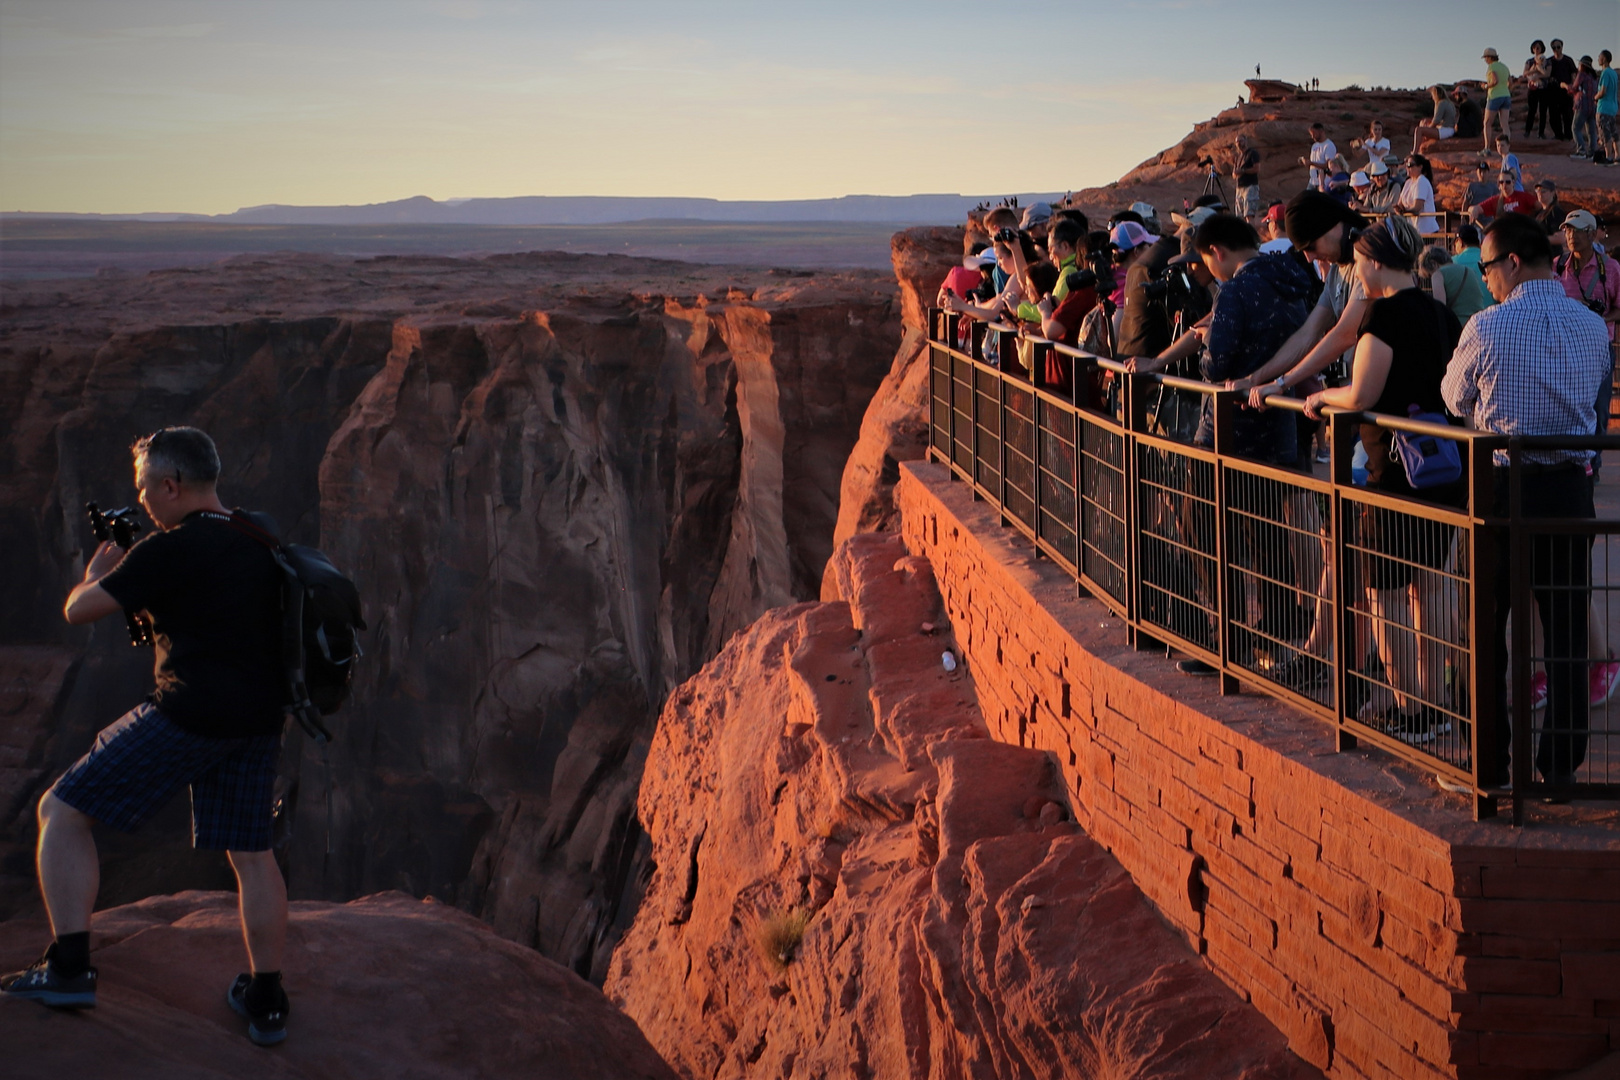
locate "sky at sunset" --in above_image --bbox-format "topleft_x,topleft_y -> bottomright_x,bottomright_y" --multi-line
2,0 -> 1618,214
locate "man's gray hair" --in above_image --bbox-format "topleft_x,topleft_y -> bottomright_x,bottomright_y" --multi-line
132,426 -> 221,487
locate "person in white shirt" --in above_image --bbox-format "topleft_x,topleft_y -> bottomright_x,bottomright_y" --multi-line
1298,123 -> 1337,191
1350,120 -> 1392,170
1398,154 -> 1438,236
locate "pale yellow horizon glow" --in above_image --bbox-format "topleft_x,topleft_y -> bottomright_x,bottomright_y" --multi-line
2,0 -> 1614,215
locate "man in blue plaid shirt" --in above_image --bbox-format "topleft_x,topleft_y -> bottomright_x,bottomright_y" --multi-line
1442,213 -> 1613,794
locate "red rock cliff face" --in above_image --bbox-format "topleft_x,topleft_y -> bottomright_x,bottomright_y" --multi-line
608,533 -> 1315,1079
0,253 -> 898,981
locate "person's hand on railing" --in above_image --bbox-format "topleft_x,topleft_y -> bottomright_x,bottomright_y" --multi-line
1247,380 -> 1283,410
1123,355 -> 1168,374
1302,389 -> 1329,420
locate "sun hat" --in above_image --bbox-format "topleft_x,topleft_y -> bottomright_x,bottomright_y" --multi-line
1350,170 -> 1370,188
1367,159 -> 1389,176
1482,47 -> 1499,59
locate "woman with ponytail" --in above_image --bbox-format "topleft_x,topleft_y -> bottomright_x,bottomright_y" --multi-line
1303,216 -> 1465,743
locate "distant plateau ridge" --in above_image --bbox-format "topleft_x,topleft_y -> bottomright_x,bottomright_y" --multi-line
3,192 -> 1065,227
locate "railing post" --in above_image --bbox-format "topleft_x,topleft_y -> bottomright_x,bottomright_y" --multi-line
1211,389 -> 1240,695
1468,434 -> 1500,819
999,366 -> 1010,526
1508,441 -> 1531,825
1329,409 -> 1357,750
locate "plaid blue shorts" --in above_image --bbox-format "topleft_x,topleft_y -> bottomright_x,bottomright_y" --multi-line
50,703 -> 282,851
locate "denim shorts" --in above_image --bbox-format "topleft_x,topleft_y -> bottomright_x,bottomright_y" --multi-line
1486,96 -> 1511,112
51,703 -> 281,851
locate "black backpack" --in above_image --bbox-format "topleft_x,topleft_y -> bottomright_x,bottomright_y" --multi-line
227,511 -> 365,742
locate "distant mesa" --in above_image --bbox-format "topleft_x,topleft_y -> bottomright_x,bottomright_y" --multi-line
5,192 -> 1065,228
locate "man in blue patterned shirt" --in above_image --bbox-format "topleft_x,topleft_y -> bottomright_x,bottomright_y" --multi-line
1442,213 -> 1613,793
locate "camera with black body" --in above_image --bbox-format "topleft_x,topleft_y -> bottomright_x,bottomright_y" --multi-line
1587,298 -> 1608,317
993,226 -> 1019,243
1198,155 -> 1215,168
86,502 -> 153,647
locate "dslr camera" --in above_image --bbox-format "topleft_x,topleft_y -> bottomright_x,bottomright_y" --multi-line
993,226 -> 1020,243
86,502 -> 153,647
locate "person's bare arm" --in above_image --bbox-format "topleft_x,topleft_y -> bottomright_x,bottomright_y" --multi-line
1247,293 -> 1367,407
64,541 -> 127,625
1432,272 -> 1448,306
1305,334 -> 1390,418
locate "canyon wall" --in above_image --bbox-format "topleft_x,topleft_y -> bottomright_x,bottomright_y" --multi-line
0,253 -> 898,979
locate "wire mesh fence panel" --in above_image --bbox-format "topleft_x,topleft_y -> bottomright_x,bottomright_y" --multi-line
1003,381 -> 1036,530
973,363 -> 1001,498
952,354 -> 975,476
930,346 -> 952,458
1341,493 -> 1473,771
1223,465 -> 1335,709
1036,395 -> 1078,570
1080,417 -> 1128,612
1523,523 -> 1620,792
1136,440 -> 1219,655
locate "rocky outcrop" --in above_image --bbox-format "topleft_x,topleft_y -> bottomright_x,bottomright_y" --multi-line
0,890 -> 677,1078
0,252 -> 899,980
608,532 -> 1315,1079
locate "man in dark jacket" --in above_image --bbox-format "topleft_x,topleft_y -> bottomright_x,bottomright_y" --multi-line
1193,213 -> 1317,464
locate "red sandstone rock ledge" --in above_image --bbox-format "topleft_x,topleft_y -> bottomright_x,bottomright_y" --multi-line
0,890 -> 676,1078
608,531 -> 1316,1079
897,459 -> 1620,1080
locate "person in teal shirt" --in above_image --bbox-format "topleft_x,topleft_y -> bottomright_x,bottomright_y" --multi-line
1597,50 -> 1619,167
1482,47 -> 1513,153
1450,225 -> 1496,308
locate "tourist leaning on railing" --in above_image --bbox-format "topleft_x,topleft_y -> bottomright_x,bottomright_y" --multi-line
1302,217 -> 1466,743
1439,213 -> 1613,791
1237,193 -> 1367,409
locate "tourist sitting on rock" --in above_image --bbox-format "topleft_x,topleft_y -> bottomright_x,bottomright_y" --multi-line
1,427 -> 295,1047
1411,85 -> 1459,153
1346,171 -> 1372,212
1463,159 -> 1497,213
1360,159 -> 1401,213
1396,154 -> 1439,236
1299,122 -> 1337,192
1304,217 -> 1466,744
1468,171 -> 1537,225
1452,85 -> 1484,140
1350,120 -> 1393,171
1421,245 -> 1491,325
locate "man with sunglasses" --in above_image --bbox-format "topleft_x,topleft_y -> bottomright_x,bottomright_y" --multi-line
1469,172 -> 1537,226
0,427 -> 294,1046
1442,215 -> 1613,795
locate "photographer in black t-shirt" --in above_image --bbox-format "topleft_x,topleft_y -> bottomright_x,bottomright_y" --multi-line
1,427 -> 295,1046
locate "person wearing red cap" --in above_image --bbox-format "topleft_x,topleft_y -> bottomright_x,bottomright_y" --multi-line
1258,202 -> 1292,253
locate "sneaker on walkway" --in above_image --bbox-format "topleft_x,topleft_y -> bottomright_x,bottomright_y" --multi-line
0,951 -> 97,1009
227,973 -> 289,1047
1590,661 -> 1620,707
1271,654 -> 1329,694
1176,658 -> 1217,676
1381,709 -> 1435,744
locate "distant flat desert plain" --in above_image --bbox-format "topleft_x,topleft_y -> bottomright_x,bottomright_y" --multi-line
0,218 -> 912,279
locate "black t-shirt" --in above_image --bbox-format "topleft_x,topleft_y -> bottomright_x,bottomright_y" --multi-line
1549,54 -> 1577,88
1237,148 -> 1260,188
99,509 -> 288,737
1356,288 -> 1463,495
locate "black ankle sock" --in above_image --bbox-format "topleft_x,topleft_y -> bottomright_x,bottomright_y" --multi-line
245,971 -> 283,1013
50,932 -> 90,978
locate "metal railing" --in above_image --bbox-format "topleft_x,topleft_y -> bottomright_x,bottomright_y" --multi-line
927,310 -> 1620,823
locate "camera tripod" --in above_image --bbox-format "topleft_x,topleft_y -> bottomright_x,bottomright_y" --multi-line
1201,166 -> 1229,208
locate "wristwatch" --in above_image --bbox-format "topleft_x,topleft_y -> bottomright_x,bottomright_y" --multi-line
1274,375 -> 1288,389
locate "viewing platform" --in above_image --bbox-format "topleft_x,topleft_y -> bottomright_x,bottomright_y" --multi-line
896,315 -> 1620,1078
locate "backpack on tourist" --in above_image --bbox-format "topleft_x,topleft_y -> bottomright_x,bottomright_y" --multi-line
228,512 -> 365,742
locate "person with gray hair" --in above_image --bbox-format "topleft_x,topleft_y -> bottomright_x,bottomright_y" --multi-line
1,426 -> 297,1046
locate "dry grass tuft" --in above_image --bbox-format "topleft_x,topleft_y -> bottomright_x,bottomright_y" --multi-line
755,907 -> 812,971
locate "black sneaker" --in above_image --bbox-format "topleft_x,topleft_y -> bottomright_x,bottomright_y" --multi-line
0,951 -> 97,1009
227,973 -> 289,1046
1387,711 -> 1435,745
1176,658 -> 1217,676
1271,654 -> 1329,694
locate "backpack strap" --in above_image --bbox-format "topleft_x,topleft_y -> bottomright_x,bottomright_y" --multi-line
223,510 -> 331,742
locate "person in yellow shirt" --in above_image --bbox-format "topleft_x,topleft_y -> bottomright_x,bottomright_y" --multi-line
1482,46 -> 1513,153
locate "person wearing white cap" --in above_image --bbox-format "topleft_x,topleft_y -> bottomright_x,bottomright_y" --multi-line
1360,159 -> 1400,213
1557,211 -> 1620,343
1346,171 -> 1372,212
1482,47 -> 1513,153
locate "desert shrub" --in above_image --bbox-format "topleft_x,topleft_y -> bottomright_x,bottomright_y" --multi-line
755,907 -> 812,971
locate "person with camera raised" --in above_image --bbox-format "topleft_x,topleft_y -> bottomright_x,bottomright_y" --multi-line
1,427 -> 295,1047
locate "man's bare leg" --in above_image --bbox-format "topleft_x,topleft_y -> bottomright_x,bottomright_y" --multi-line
37,793 -> 98,937
228,849 -> 286,973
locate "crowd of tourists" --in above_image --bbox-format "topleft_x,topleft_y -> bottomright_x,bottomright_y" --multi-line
934,43 -> 1618,795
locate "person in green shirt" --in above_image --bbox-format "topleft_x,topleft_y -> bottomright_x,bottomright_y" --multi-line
1421,246 -> 1490,324
1482,46 -> 1513,153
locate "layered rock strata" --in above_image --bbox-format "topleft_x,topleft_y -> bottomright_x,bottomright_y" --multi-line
608,532 -> 1314,1079
0,252 -> 898,981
